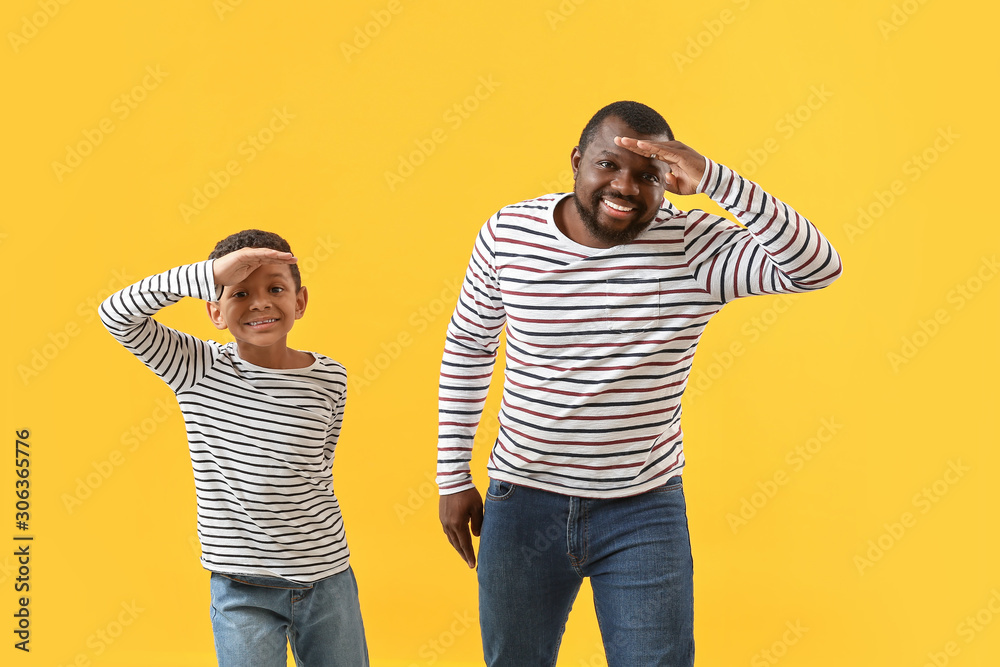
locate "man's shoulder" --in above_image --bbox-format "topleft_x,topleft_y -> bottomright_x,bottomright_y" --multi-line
486,192 -> 567,231
498,192 -> 566,217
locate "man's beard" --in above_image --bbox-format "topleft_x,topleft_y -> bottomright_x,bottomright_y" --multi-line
573,190 -> 652,246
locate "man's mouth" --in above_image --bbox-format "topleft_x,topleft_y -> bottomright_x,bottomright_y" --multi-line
603,199 -> 634,212
245,318 -> 279,328
600,197 -> 640,219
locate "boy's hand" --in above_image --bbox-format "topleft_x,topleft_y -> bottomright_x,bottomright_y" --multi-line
440,488 -> 484,568
212,247 -> 297,287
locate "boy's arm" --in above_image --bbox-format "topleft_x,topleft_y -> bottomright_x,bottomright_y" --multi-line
99,260 -> 220,393
100,248 -> 297,393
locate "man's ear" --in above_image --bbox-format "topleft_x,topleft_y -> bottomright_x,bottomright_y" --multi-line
206,301 -> 228,330
570,145 -> 581,181
294,286 -> 308,320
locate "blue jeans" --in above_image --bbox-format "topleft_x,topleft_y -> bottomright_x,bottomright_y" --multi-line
478,477 -> 694,667
209,567 -> 369,667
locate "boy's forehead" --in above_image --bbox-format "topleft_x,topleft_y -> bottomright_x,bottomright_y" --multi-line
238,262 -> 295,283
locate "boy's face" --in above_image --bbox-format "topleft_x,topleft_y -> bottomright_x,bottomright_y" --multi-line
206,263 -> 307,352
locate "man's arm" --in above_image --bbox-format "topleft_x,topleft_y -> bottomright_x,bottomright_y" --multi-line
617,137 -> 843,301
437,216 -> 506,568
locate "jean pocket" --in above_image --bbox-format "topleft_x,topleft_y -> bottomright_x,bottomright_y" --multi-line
218,572 -> 311,590
650,475 -> 683,493
603,278 -> 660,333
485,478 -> 517,501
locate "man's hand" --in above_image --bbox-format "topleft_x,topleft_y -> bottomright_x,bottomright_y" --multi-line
212,247 -> 297,287
439,488 -> 484,568
614,136 -> 708,196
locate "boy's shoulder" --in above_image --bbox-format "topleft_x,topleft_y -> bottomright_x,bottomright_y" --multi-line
305,351 -> 346,376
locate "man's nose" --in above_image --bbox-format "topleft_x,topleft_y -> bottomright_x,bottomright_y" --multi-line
611,170 -> 640,196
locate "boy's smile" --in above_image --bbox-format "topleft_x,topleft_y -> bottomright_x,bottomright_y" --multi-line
206,263 -> 309,367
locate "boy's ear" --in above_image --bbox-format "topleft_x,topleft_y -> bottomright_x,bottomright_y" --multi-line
206,301 -> 228,330
294,286 -> 308,320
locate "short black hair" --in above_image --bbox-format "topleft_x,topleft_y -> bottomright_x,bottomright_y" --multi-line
578,101 -> 674,156
208,229 -> 301,290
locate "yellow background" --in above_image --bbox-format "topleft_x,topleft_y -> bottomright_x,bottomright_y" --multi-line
4,0 -> 998,665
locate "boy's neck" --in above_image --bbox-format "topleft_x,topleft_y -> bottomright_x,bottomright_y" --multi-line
235,339 -> 313,369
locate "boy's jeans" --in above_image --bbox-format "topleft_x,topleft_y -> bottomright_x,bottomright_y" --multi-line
209,566 -> 368,667
477,476 -> 694,667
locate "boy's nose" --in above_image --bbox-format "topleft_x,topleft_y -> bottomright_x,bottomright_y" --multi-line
248,293 -> 271,309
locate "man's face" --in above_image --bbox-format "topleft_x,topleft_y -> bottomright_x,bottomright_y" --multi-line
571,115 -> 670,246
206,263 -> 306,352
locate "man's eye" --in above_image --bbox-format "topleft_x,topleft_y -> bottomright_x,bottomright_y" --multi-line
597,160 -> 614,169
643,173 -> 660,184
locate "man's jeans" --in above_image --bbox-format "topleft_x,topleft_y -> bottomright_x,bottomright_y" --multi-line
478,476 -> 694,667
209,566 -> 369,667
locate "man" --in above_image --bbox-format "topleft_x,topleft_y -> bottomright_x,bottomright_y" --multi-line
437,101 -> 842,666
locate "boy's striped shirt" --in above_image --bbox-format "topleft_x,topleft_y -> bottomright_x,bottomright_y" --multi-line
101,260 -> 350,583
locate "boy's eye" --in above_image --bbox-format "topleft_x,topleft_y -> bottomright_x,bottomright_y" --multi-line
232,290 -> 248,298
270,286 -> 284,293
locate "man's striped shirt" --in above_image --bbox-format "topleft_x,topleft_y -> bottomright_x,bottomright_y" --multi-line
101,260 -> 350,583
437,159 -> 843,498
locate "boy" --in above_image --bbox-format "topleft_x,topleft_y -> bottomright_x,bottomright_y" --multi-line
100,229 -> 368,667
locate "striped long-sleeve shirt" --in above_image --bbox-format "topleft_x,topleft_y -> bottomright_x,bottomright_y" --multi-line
101,260 -> 351,583
437,159 -> 843,498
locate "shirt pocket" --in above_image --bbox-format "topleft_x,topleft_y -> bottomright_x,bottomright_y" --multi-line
603,278 -> 661,333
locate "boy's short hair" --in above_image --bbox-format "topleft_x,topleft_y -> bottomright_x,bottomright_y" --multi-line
209,229 -> 301,289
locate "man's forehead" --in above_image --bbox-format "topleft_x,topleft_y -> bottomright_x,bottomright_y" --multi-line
585,117 -> 668,153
